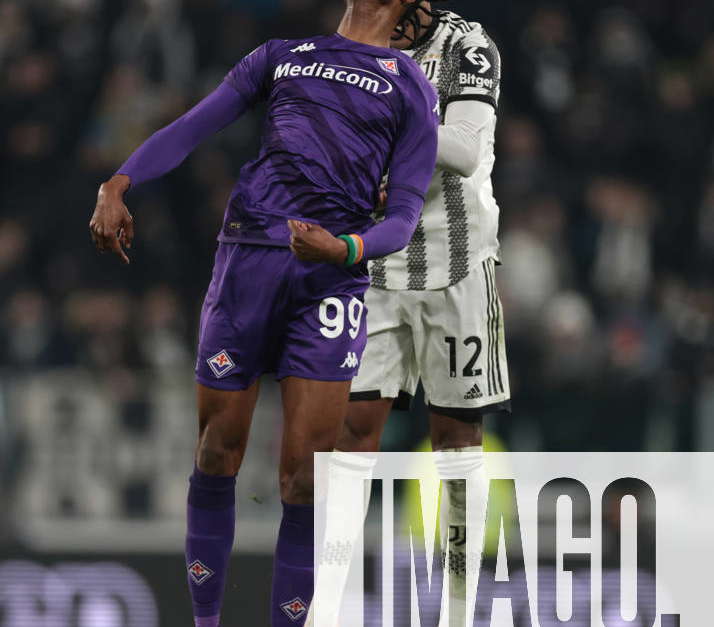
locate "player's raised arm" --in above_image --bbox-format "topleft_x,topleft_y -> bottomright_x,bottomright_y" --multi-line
89,42 -> 273,264
288,78 -> 439,266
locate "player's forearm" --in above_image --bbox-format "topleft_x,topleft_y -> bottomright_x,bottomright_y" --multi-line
436,121 -> 483,177
116,119 -> 197,188
436,100 -> 495,178
360,188 -> 423,260
116,82 -> 245,188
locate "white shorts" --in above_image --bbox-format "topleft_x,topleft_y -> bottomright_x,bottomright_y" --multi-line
351,258 -> 511,420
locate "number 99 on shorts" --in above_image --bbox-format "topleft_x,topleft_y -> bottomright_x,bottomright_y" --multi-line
319,297 -> 365,340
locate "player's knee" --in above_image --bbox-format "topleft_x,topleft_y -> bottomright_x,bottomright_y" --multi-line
280,462 -> 315,504
338,401 -> 390,452
338,418 -> 381,452
280,432 -> 337,504
430,413 -> 483,451
196,422 -> 246,477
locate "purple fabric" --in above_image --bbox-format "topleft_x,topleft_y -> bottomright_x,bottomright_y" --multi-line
185,468 -> 237,622
117,82 -> 247,188
116,33 -> 438,260
195,244 -> 369,391
271,502 -> 315,626
361,187 -> 424,260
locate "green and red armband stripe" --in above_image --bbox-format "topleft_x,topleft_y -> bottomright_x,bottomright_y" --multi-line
338,234 -> 365,266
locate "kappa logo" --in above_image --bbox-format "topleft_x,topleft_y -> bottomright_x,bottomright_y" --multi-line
378,58 -> 400,75
280,597 -> 308,621
464,382 -> 483,400
291,42 -> 316,53
187,560 -> 214,586
274,62 -> 394,95
207,350 -> 236,378
340,352 -> 360,369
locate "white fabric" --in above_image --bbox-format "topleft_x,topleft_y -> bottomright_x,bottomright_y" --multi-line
352,259 -> 511,411
433,447 -> 488,627
307,451 -> 376,627
370,15 -> 503,291
437,100 -> 494,179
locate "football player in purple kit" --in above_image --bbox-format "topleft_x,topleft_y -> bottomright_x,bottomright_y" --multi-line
88,0 -> 437,625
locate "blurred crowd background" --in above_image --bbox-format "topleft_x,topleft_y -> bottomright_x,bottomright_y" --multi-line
1,0 -> 714,614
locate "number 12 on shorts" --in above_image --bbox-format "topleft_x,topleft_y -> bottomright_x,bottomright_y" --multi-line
319,297 -> 365,340
445,336 -> 483,378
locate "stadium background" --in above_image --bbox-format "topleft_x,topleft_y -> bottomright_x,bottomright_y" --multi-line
1,0 -> 713,624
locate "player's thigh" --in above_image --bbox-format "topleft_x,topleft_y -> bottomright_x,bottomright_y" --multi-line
196,381 -> 260,475
418,259 -> 510,420
350,287 -> 418,400
195,244 -> 288,392
279,377 -> 353,503
278,261 -> 370,384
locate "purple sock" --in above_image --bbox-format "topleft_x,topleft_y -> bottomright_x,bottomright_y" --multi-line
186,467 -> 236,627
271,502 -> 315,626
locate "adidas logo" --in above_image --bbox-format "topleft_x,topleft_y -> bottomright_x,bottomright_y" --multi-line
464,383 -> 483,400
291,42 -> 316,53
340,352 -> 359,369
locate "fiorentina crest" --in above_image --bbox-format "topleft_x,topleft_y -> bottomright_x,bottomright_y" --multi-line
280,597 -> 308,621
378,58 -> 400,75
187,560 -> 214,586
207,350 -> 235,378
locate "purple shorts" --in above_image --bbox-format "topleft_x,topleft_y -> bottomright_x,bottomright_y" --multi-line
195,243 -> 370,391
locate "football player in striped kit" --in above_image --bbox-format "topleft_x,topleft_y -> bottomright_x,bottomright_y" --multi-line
331,2 -> 511,624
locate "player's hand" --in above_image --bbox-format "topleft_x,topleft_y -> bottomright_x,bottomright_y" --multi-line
90,175 -> 134,265
288,220 -> 348,264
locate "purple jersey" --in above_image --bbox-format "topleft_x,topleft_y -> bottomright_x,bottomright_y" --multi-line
220,35 -> 439,249
117,34 -> 439,260
114,35 -> 439,390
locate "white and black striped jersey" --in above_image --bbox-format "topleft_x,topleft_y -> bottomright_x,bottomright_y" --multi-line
370,11 -> 502,291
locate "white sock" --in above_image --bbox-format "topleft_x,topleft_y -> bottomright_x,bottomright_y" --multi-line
307,451 -> 376,627
433,446 -> 487,627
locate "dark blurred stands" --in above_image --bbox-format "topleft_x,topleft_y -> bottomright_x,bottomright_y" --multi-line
1,0 -> 713,453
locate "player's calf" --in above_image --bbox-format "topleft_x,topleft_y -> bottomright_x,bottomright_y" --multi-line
186,384 -> 259,627
432,421 -> 487,627
271,378 -> 352,625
